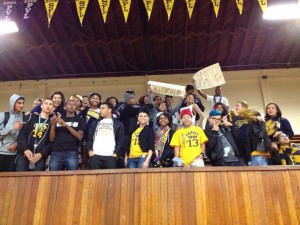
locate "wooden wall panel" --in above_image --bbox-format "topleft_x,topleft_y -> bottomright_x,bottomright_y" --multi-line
0,167 -> 300,225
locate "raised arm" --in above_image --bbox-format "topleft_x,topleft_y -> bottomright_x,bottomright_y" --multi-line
193,104 -> 205,127
168,97 -> 184,116
193,80 -> 208,100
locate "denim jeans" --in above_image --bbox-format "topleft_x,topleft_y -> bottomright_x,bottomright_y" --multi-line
15,154 -> 46,171
250,155 -> 268,166
49,151 -> 78,171
128,156 -> 147,168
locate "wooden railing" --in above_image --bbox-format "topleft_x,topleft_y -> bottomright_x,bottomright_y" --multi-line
0,167 -> 300,225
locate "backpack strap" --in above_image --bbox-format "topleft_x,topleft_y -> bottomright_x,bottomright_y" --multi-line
0,112 -> 10,127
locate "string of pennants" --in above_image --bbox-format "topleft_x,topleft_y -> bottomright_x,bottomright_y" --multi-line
1,0 -> 268,28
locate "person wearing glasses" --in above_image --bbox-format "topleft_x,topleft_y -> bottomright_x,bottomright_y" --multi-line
204,110 -> 245,166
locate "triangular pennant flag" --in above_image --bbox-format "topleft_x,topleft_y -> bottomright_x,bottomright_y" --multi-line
2,0 -> 18,21
211,0 -> 220,18
258,0 -> 267,12
98,0 -> 111,23
163,0 -> 175,21
143,0 -> 154,21
75,0 -> 90,26
235,0 -> 243,15
44,0 -> 60,27
185,0 -> 196,19
22,0 -> 38,31
119,0 -> 131,23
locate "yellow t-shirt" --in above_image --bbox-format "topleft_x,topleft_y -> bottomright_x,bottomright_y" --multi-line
129,128 -> 146,158
170,126 -> 208,166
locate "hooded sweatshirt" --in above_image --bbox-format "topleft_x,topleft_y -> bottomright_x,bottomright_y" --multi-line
0,94 -> 25,155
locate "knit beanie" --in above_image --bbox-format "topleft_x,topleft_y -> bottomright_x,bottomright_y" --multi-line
123,93 -> 134,103
180,109 -> 193,118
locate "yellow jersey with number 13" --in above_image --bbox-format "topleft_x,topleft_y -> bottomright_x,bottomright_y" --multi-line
170,126 -> 208,166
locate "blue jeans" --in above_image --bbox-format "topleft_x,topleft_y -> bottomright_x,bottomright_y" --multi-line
49,151 -> 78,171
250,155 -> 268,166
16,154 -> 46,171
128,156 -> 147,168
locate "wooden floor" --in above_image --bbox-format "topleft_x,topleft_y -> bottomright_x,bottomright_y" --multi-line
0,166 -> 300,225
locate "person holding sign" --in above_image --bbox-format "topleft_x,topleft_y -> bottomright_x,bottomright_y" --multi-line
195,84 -> 229,110
170,109 -> 208,167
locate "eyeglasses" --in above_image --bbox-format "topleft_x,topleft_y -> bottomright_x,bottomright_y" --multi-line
210,117 -> 222,122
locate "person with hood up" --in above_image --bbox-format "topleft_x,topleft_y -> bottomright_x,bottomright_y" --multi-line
0,94 -> 25,172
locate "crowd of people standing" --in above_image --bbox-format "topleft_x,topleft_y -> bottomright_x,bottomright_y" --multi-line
0,82 -> 299,172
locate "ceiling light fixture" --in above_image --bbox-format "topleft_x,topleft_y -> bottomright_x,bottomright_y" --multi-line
263,4 -> 300,20
0,21 -> 19,35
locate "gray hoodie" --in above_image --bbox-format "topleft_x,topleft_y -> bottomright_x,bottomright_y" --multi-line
0,94 -> 25,155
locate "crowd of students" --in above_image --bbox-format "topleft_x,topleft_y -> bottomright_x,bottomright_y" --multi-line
0,83 -> 299,172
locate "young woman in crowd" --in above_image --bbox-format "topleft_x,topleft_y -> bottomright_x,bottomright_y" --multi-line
125,109 -> 154,168
272,132 -> 300,165
213,102 -> 230,122
152,97 -> 184,130
106,96 -> 120,119
31,91 -> 65,115
205,102 -> 230,130
138,91 -> 154,128
246,110 -> 271,166
152,112 -> 174,167
170,109 -> 208,167
232,100 -> 249,163
265,103 -> 294,141
80,92 -> 101,168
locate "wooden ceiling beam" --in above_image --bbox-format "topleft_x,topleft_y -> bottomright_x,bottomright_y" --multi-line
137,0 -> 153,73
236,1 -> 257,66
159,1 -> 165,70
31,17 -> 68,75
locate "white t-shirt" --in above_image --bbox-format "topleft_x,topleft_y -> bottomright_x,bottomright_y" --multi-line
207,95 -> 229,109
92,119 -> 116,156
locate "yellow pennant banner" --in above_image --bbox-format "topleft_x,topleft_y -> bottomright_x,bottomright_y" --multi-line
98,0 -> 111,23
235,0 -> 243,15
185,0 -> 196,19
119,0 -> 131,23
163,0 -> 175,21
44,0 -> 59,27
75,0 -> 89,26
143,0 -> 154,21
211,0 -> 220,18
258,0 -> 267,12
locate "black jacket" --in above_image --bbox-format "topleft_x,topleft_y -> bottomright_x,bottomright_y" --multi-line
119,104 -> 140,136
17,113 -> 52,158
204,125 -> 241,166
86,118 -> 125,157
138,126 -> 155,153
246,121 -> 271,160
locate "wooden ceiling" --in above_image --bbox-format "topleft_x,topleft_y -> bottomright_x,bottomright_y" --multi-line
0,0 -> 300,82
